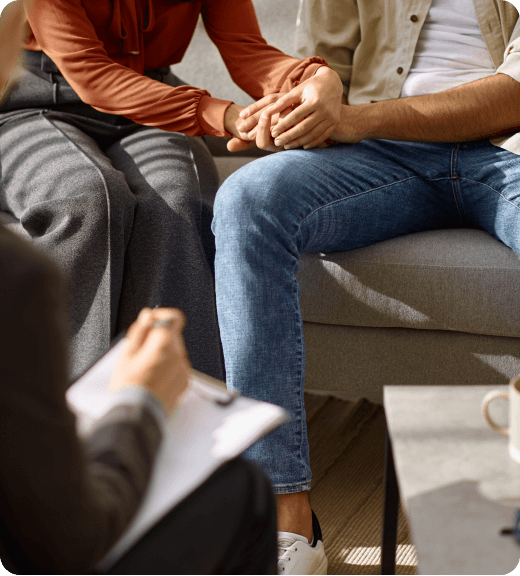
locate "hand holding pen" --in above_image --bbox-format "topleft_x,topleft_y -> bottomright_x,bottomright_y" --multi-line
110,307 -> 191,414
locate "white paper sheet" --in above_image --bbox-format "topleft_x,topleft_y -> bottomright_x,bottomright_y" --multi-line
66,340 -> 289,571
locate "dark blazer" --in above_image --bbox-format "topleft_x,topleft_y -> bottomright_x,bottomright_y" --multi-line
0,225 -> 162,574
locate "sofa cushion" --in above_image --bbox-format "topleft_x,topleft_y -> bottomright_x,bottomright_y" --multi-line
297,228 -> 520,338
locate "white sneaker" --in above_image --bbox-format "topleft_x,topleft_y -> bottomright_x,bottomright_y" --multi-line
277,511 -> 327,575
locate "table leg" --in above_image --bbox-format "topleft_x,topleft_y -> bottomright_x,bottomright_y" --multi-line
381,425 -> 399,575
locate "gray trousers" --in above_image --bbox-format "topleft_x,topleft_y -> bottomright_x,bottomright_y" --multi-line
0,51 -> 223,380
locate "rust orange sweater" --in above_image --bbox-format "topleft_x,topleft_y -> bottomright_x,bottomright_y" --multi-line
25,0 -> 327,137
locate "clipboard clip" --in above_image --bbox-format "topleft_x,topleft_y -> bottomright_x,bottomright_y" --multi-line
190,370 -> 240,407
193,385 -> 240,406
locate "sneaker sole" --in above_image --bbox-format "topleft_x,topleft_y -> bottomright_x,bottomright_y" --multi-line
314,554 -> 328,575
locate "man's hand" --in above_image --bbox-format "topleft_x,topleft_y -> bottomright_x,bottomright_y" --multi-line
223,69 -> 343,153
264,66 -> 344,150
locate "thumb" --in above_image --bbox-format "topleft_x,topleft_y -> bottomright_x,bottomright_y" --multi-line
227,137 -> 257,153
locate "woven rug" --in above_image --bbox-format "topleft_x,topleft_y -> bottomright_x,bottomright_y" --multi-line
305,392 -> 418,575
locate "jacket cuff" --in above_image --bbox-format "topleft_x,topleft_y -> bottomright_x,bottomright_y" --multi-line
278,58 -> 329,93
496,51 -> 520,84
197,95 -> 234,137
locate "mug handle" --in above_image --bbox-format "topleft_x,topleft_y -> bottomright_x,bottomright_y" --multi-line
482,390 -> 509,436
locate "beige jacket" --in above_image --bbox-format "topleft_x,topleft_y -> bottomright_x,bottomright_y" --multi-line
295,0 -> 520,153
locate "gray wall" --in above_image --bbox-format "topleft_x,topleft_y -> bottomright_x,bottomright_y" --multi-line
172,0 -> 300,106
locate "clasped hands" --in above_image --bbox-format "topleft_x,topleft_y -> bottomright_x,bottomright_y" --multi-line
224,66 -> 347,153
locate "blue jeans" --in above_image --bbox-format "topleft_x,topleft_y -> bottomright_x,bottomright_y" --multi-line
212,138 -> 520,493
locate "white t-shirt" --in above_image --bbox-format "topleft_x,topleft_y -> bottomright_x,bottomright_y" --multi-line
400,0 -> 496,98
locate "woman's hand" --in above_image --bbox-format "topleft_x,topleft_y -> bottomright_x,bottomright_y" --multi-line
265,66 -> 344,150
110,308 -> 191,415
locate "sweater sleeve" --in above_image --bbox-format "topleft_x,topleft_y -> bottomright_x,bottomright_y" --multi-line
202,0 -> 329,99
0,226 -> 163,574
26,0 -> 233,136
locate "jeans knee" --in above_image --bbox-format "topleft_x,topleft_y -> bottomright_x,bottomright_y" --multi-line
212,156 -> 290,238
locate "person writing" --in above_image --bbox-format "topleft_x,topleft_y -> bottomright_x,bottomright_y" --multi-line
0,4 -> 277,572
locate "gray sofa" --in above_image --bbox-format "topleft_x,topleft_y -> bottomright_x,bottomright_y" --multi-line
174,0 -> 520,403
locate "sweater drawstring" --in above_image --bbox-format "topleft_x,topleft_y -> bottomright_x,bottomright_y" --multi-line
109,0 -> 155,55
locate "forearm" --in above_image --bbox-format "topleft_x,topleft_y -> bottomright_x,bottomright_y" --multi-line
333,73 -> 520,143
0,1 -> 28,103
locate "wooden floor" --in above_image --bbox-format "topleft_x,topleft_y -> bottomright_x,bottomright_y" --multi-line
305,393 -> 418,575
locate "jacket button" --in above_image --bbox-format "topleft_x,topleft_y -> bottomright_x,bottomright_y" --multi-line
397,67 -> 404,74
410,14 -> 418,22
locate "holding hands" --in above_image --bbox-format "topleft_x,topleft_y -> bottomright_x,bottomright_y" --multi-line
224,66 -> 345,153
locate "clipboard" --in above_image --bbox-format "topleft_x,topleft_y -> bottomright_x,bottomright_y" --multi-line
66,337 -> 290,571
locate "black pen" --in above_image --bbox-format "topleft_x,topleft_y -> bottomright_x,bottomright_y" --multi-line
150,316 -> 176,329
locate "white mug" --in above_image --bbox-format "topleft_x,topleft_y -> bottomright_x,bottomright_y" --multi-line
482,375 -> 520,464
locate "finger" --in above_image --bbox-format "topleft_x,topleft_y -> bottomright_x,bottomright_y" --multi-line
247,118 -> 277,140
139,308 -> 185,356
278,106 -> 294,120
269,106 -> 293,133
150,308 -> 185,332
270,104 -> 315,140
272,115 -> 321,148
282,120 -> 331,150
255,106 -> 278,150
227,137 -> 257,153
302,127 -> 335,150
236,111 -> 261,133
236,106 -> 278,132
239,93 -> 282,120
262,90 -> 302,119
237,99 -> 285,133
126,307 -> 154,352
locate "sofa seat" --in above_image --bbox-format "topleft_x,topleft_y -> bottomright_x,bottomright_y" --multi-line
297,228 -> 520,338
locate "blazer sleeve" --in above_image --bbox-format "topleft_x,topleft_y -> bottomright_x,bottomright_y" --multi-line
295,0 -> 360,98
202,0 -> 329,99
0,226 -> 162,574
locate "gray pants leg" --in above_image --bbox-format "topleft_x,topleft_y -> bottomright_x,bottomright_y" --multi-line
0,112 -> 222,380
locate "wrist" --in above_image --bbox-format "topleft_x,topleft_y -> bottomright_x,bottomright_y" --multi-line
359,102 -> 383,140
331,103 -> 377,143
224,103 -> 243,138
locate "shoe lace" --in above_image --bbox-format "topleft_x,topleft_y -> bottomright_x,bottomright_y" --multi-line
278,537 -> 298,572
